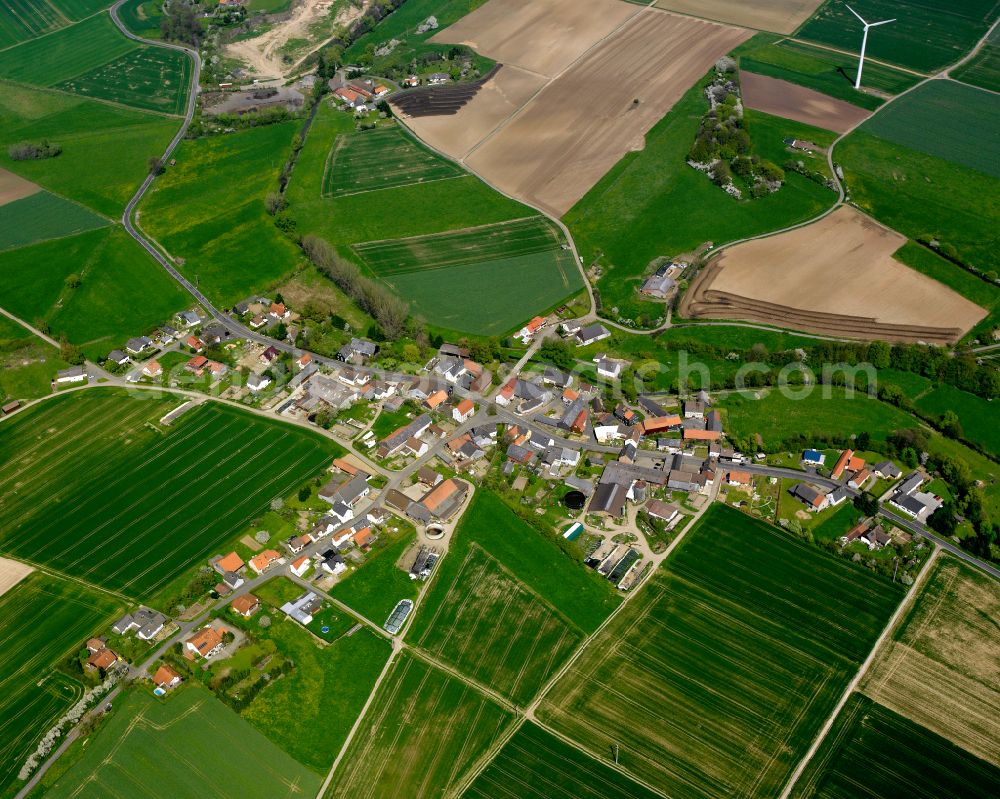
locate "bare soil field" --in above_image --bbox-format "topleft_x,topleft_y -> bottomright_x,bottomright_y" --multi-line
432,0 -> 640,78
0,556 -> 33,597
401,65 -> 546,160
0,168 -> 40,206
654,0 -> 824,35
741,71 -> 871,133
682,206 -> 986,343
462,9 -> 751,216
860,555 -> 1000,766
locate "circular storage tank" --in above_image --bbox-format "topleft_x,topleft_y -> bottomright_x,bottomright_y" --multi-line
426,523 -> 445,540
563,490 -> 586,510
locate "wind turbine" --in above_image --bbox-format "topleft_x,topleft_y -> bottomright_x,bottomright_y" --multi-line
844,4 -> 895,90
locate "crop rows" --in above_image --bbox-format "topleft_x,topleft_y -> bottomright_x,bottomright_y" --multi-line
57,47 -> 191,115
0,190 -> 108,251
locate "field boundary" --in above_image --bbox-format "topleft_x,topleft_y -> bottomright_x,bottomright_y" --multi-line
351,215 -> 542,248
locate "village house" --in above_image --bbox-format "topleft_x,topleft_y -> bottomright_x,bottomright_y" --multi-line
337,337 -> 379,364
56,365 -> 87,384
185,625 -> 226,660
249,549 -> 282,574
106,349 -> 130,366
889,472 -> 943,522
142,360 -> 163,378
153,664 -> 182,692
176,310 -> 200,328
126,336 -> 153,354
452,398 -> 475,422
575,323 -> 611,347
230,593 -> 260,618
247,372 -> 271,393
801,449 -> 826,467
790,483 -> 829,512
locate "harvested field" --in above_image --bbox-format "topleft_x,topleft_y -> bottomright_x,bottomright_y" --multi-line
682,206 -> 987,343
860,555 -> 1000,767
399,65 -> 546,160
462,9 -> 751,216
0,168 -> 40,206
654,0 -> 823,34
0,557 -> 32,597
431,0 -> 640,78
740,71 -> 871,133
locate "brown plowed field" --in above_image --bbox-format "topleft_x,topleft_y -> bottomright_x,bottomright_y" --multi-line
399,65 -> 546,160
462,9 -> 751,216
0,557 -> 32,598
431,0 -> 640,78
0,168 -> 40,206
741,71 -> 871,133
654,0 -> 823,34
681,207 -> 986,344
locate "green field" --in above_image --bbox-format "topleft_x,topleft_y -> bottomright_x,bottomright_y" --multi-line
0,227 -> 189,357
140,121 -> 304,305
538,504 -> 903,798
44,686 -> 322,798
57,46 -> 190,115
735,35 -> 919,109
860,80 -> 1000,179
0,81 -> 178,216
0,390 -> 339,598
342,0 -> 485,62
329,527 -> 419,624
790,694 -> 1000,798
0,323 -> 68,403
797,0 -> 999,73
462,721 -> 663,799
327,651 -> 514,798
353,217 -> 582,335
838,130 -> 1000,274
0,571 -> 123,798
913,383 -> 1000,459
324,126 -> 464,197
565,72 -> 837,324
0,0 -> 109,49
0,189 -> 107,250
116,0 -> 163,39
954,23 -> 1000,90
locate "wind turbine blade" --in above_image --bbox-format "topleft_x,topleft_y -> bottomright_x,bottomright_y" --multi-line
844,3 -> 867,24
869,18 -> 896,26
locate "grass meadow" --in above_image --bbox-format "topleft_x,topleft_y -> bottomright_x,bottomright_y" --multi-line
565,72 -> 837,324
326,651 -> 514,798
0,331 -> 69,403
44,686 -> 322,798
0,0 -> 109,49
0,390 -> 338,599
0,190 -> 107,251
0,81 -> 179,216
323,126 -> 464,197
139,121 -> 304,306
462,721 -> 663,799
953,24 -> 1000,91
329,526 -> 419,625
537,504 -> 902,799
790,694 -> 1000,798
0,571 -> 123,798
797,0 -> 998,73
0,227 -> 189,358
734,35 -> 919,109
116,0 -> 164,40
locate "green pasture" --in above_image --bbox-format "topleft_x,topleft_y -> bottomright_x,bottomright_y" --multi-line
117,0 -> 164,39
797,0 -> 999,73
860,80 -> 1000,179
790,694 -> 1000,798
462,721 -> 663,799
0,81 -> 178,216
0,571 -> 123,798
953,23 -> 1000,91
324,126 -> 463,197
327,651 -> 514,798
0,188 -> 107,251
838,131 -> 1000,274
57,46 -> 190,115
329,526 -> 419,624
343,0 -> 485,62
44,686 -> 322,798
913,383 -> 1000,459
0,330 -> 68,403
0,227 -> 189,358
565,73 -> 837,324
140,121 -> 303,306
538,504 -> 902,799
734,35 -> 919,109
0,390 -> 339,599
0,0 -> 109,50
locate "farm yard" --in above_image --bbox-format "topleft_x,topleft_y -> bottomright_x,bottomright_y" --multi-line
682,206 -> 987,344
44,686 -> 323,798
0,189 -> 108,251
654,0 -> 823,34
323,126 -> 464,197
0,0 -> 109,49
790,694 -> 1000,798
537,504 -> 903,799
797,0 -> 1000,73
859,555 -> 1000,767
410,545 -> 583,705
352,217 -> 582,335
326,652 -> 514,798
462,721 -> 663,799
0,390 -> 338,599
0,571 -> 123,795
738,71 -> 871,133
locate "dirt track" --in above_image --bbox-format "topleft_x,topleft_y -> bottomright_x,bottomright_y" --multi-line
0,557 -> 33,597
681,207 -> 987,344
0,168 -> 40,206
741,71 -> 871,133
654,0 -> 823,34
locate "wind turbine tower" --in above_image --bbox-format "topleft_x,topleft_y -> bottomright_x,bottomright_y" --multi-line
845,4 -> 895,90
